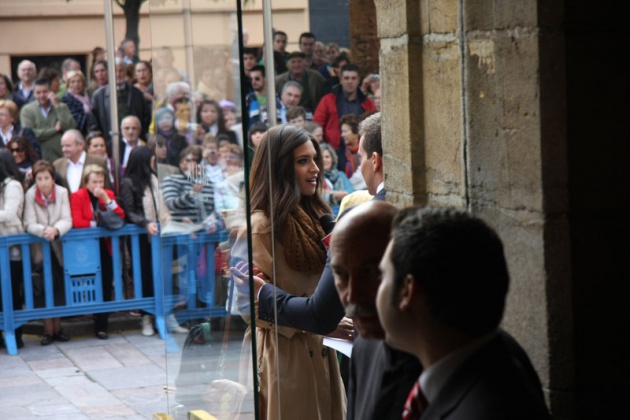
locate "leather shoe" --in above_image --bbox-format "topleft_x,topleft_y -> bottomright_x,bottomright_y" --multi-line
95,331 -> 109,340
41,334 -> 54,346
54,331 -> 70,342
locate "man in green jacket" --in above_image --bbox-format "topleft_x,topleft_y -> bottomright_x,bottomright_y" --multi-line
20,78 -> 77,161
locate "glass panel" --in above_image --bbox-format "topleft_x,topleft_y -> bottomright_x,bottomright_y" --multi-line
147,1 -> 257,418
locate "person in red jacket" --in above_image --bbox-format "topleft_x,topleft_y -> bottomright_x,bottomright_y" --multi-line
314,63 -> 376,150
70,164 -> 125,340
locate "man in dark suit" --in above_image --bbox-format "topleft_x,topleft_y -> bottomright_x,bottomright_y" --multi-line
118,115 -> 146,174
330,200 -> 422,420
12,60 -> 37,110
90,59 -> 150,142
54,129 -> 111,193
376,207 -> 551,419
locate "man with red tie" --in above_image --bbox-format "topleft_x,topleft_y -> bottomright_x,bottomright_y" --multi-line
376,207 -> 551,419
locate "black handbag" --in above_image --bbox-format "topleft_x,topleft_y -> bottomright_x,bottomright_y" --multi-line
96,206 -> 125,230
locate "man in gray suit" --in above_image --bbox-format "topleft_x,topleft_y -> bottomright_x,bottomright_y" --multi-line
53,129 -> 111,193
376,207 -> 551,419
20,78 -> 77,161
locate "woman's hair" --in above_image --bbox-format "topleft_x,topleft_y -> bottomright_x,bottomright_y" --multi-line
304,121 -> 322,134
0,74 -> 14,94
123,146 -> 155,195
196,99 -> 228,134
0,148 -> 24,183
319,142 -> 338,170
339,114 -> 360,134
8,136 -> 39,164
66,70 -> 86,86
179,145 -> 203,164
226,144 -> 244,161
249,124 -> 329,237
31,160 -> 56,180
91,60 -> 107,80
82,164 -> 107,185
147,134 -> 166,151
135,60 -> 153,76
0,99 -> 18,121
86,131 -> 109,154
248,122 -> 268,148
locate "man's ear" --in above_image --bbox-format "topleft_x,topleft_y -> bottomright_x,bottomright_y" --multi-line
398,274 -> 417,311
372,152 -> 382,173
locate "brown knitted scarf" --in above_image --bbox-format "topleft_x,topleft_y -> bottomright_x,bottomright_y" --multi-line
282,206 -> 327,274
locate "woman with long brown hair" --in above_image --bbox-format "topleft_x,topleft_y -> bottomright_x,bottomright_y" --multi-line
241,124 -> 345,419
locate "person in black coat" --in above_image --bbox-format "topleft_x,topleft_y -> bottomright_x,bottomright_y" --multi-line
90,59 -> 150,142
119,146 -> 161,336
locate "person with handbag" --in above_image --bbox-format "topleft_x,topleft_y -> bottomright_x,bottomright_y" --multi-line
70,164 -> 125,339
0,149 -> 25,349
23,160 -> 73,345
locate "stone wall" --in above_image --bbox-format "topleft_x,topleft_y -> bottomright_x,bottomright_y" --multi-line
374,0 -> 578,416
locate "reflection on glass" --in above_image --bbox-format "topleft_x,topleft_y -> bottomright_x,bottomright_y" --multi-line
147,1 -> 253,419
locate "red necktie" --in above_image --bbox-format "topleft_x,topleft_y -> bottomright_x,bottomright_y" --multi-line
402,381 -> 429,420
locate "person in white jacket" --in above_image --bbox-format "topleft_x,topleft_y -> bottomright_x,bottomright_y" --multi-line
23,160 -> 73,345
0,149 -> 25,348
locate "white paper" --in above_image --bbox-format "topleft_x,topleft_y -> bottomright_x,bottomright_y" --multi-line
323,337 -> 353,358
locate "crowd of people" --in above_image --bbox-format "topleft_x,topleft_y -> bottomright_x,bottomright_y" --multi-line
0,27 -> 378,395
1,27 -> 549,420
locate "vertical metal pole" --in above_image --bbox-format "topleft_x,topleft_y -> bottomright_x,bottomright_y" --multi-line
262,0 -> 277,127
104,0 -> 120,191
183,0 -> 196,121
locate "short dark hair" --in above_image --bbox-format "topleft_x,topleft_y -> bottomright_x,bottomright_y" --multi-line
31,160 -> 56,180
286,106 -> 306,121
339,114 -> 359,134
243,47 -> 258,57
34,78 -> 51,88
179,145 -> 203,164
299,32 -> 316,43
340,63 -> 360,77
274,31 -> 287,39
147,134 -> 166,150
250,65 -> 266,78
390,206 -> 510,336
332,54 -> 350,68
38,67 -> 60,82
358,112 -> 382,157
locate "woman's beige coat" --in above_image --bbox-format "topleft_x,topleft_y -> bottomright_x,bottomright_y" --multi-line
0,178 -> 25,260
23,184 -> 72,264
242,211 -> 346,420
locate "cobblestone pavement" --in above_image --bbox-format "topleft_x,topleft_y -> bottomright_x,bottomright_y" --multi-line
1,317 -> 256,420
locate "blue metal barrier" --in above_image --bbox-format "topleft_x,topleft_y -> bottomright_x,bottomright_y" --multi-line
0,224 -> 227,356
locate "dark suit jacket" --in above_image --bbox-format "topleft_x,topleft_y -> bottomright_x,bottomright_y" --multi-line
348,338 -> 422,420
53,153 -> 112,193
90,83 -> 150,142
421,331 -> 550,420
12,87 -> 34,110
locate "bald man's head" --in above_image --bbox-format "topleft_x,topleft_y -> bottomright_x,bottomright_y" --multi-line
330,201 -> 398,339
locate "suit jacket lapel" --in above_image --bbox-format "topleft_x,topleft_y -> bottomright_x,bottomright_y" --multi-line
420,337 -> 501,419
